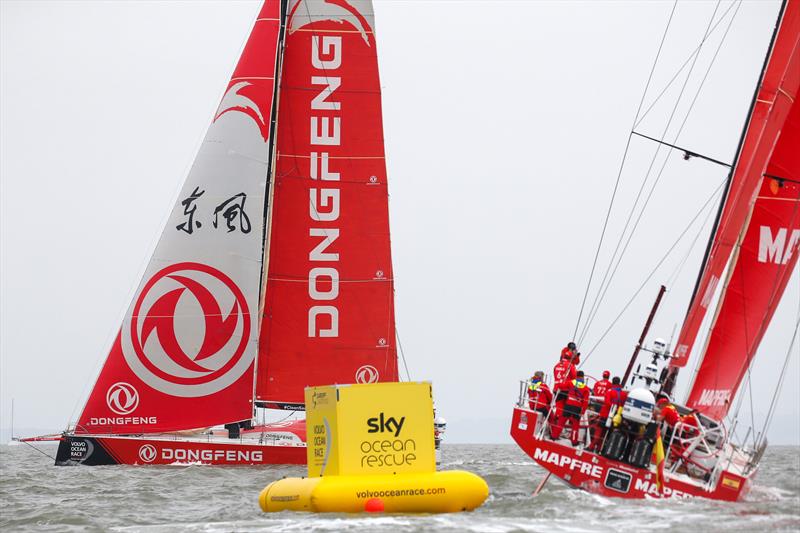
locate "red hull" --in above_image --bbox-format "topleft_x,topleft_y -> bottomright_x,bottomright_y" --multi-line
511,407 -> 752,501
55,433 -> 306,466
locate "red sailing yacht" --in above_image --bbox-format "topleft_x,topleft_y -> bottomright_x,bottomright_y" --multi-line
33,0 -> 399,466
512,0 -> 799,500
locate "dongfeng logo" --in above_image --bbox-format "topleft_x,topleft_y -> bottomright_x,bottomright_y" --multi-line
213,81 -> 269,142
355,365 -> 379,384
287,0 -> 373,46
106,382 -> 139,415
138,444 -> 157,463
122,262 -> 253,398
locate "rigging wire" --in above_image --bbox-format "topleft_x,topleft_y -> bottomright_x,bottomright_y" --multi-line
578,0 -> 739,347
756,283 -> 800,450
571,0 -> 679,343
634,0 -> 742,130
665,199 -> 717,289
580,179 -> 725,364
578,0 -> 726,346
396,327 -> 412,381
20,440 -> 57,461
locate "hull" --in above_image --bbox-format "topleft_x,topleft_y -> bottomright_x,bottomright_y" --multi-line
511,406 -> 753,501
55,432 -> 306,466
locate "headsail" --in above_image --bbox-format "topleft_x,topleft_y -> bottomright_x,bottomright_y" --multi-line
671,0 -> 800,368
256,0 -> 398,408
686,104 -> 800,420
76,2 -> 283,434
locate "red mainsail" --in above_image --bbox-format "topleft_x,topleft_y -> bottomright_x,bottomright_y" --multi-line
77,2 -> 282,434
256,0 -> 398,407
671,0 -> 800,368
686,176 -> 800,420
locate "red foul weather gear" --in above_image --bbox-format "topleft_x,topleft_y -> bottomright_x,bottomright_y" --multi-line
553,360 -> 577,387
658,400 -> 681,427
593,378 -> 611,398
527,380 -> 552,413
551,379 -> 590,445
591,385 -> 627,451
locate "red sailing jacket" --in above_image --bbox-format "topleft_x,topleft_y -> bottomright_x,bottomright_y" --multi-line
527,380 -> 553,411
599,386 -> 627,418
553,360 -> 577,387
658,401 -> 681,427
562,379 -> 590,410
593,379 -> 611,397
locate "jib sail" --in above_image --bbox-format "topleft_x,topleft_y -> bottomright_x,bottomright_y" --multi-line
256,0 -> 399,408
76,2 -> 283,434
671,0 -> 800,369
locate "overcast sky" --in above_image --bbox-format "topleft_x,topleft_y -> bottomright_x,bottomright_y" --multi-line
1,0 -> 797,445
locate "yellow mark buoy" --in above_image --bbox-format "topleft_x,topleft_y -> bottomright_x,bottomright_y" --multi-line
259,470 -> 488,513
258,383 -> 490,514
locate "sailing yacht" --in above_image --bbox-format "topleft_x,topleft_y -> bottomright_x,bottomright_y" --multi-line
512,0 -> 799,500
31,0 -> 400,466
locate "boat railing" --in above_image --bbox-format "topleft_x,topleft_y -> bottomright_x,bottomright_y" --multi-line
665,417 -> 727,490
518,379 -> 600,445
743,437 -> 768,476
516,380 -> 528,408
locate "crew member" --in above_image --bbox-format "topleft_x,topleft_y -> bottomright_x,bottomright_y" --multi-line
589,376 -> 626,452
552,370 -> 590,445
655,394 -> 680,428
527,371 -> 553,418
593,370 -> 612,398
656,394 -> 700,455
552,350 -> 577,426
560,341 -> 577,361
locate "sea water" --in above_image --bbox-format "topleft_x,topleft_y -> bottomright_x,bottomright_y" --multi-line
1,443 -> 798,532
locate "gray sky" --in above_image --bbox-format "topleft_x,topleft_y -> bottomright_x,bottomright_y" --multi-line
1,0 -> 797,445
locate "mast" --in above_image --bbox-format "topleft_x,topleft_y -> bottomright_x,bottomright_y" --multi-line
622,285 -> 666,387
253,0 -> 290,408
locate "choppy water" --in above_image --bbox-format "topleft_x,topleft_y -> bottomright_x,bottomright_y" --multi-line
1,443 -> 798,532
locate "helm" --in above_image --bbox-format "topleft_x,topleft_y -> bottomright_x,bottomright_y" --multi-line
567,342 -> 577,350
653,338 -> 667,354
602,370 -> 610,378
657,392 -> 671,404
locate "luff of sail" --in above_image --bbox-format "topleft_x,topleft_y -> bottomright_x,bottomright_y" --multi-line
671,0 -> 800,368
686,101 -> 800,420
256,0 -> 399,407
76,2 -> 283,434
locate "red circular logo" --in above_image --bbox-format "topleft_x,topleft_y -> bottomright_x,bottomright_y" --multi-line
124,262 -> 252,397
355,365 -> 379,384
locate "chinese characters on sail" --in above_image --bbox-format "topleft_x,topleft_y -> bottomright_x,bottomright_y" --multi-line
176,189 -> 251,235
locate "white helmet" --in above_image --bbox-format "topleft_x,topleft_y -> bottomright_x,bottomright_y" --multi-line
653,337 -> 667,354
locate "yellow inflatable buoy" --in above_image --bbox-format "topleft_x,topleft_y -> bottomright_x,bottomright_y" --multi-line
259,470 -> 488,513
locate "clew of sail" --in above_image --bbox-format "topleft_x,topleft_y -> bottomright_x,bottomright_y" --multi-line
256,0 -> 398,408
686,100 -> 800,420
76,2 -> 283,434
671,0 -> 800,368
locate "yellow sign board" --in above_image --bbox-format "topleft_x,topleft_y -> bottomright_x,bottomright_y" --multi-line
305,382 -> 436,477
